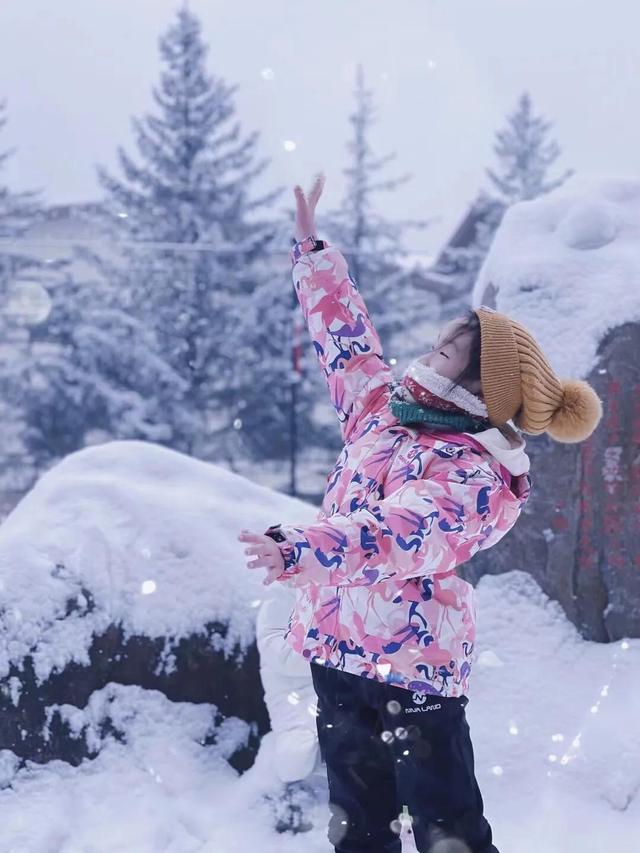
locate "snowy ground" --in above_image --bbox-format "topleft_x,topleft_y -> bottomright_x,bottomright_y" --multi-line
0,568 -> 637,852
0,441 -> 637,851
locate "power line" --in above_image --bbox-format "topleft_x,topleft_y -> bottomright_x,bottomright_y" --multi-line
0,236 -> 436,259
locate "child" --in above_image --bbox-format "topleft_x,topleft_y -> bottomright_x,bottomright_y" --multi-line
238,174 -> 602,853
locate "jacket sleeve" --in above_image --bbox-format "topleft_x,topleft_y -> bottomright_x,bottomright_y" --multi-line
265,463 -> 518,588
292,243 -> 394,443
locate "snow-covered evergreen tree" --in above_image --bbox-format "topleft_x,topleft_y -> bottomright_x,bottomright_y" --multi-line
92,6 -> 284,461
320,64 -> 431,365
0,101 -> 41,287
22,271 -> 191,469
487,91 -> 574,203
234,212 -> 341,496
439,91 -> 573,320
0,100 -> 46,509
235,216 -> 319,468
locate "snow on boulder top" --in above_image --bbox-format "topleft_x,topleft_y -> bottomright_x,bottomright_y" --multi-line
0,440 -> 319,682
472,172 -> 640,379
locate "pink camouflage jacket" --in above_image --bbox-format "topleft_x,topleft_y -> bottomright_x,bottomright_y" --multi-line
264,242 -> 532,697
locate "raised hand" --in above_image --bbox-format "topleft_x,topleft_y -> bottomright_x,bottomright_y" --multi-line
293,172 -> 325,242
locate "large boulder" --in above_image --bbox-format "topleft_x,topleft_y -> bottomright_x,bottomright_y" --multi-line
0,440 -> 319,770
469,174 -> 640,640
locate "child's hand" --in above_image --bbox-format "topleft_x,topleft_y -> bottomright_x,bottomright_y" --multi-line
293,172 -> 325,242
237,529 -> 285,586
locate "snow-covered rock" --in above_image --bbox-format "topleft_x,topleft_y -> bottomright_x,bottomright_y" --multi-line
473,172 -> 640,379
0,440 -> 320,772
467,173 -> 640,643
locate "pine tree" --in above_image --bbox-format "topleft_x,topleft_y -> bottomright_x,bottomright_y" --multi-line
92,6 -> 284,461
487,91 -> 573,203
0,101 -> 41,287
0,100 -> 46,506
439,91 -> 572,319
320,63 -> 431,366
22,272 -> 192,468
234,218 -> 307,462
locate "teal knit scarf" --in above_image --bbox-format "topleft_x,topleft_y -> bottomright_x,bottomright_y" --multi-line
389,398 -> 490,433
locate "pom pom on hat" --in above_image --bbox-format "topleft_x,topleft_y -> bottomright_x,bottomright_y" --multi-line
545,379 -> 603,443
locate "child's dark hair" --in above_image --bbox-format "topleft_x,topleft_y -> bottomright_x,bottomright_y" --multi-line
440,309 -> 482,396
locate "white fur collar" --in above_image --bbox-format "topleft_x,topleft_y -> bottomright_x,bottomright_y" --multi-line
399,359 -> 489,419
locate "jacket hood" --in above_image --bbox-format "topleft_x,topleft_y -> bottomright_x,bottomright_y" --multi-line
465,423 -> 530,476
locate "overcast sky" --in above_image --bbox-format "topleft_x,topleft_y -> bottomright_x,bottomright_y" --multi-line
1,0 -> 639,254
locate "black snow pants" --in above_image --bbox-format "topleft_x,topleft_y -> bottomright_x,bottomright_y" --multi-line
310,661 -> 499,853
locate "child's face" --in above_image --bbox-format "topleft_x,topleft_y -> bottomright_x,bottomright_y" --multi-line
419,317 -> 483,396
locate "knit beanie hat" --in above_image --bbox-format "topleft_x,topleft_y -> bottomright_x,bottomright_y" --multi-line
473,306 -> 603,443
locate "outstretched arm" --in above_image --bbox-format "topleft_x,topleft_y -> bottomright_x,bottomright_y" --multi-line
292,174 -> 393,443
291,243 -> 393,443
264,457 -> 520,588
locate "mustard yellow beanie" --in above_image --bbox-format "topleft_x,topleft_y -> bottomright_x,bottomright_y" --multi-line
473,306 -> 603,443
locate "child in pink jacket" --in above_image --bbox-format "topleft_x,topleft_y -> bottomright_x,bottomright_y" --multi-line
239,174 -> 602,853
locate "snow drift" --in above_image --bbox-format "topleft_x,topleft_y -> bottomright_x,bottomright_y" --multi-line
0,568 -> 637,852
473,172 -> 640,378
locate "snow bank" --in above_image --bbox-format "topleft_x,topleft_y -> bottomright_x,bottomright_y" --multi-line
471,571 -> 640,827
473,172 -> 640,378
0,569 -> 637,852
0,683 -> 321,853
0,440 -> 319,683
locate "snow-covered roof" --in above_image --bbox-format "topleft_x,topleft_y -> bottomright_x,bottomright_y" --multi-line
0,440 -> 319,682
472,172 -> 640,378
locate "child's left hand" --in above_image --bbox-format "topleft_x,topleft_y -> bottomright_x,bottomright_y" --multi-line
237,530 -> 285,586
